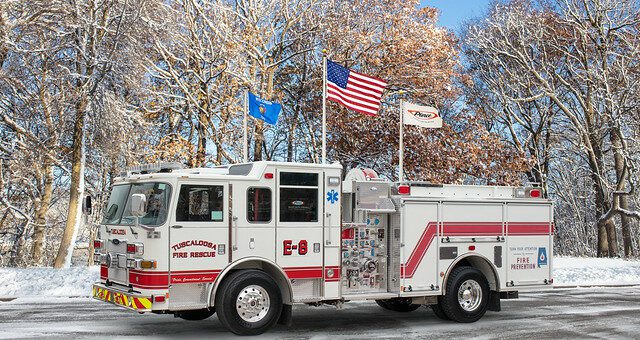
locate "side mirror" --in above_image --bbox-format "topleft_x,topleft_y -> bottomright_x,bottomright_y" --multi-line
82,195 -> 93,215
130,193 -> 147,217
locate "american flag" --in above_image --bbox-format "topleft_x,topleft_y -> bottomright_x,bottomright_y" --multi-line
326,59 -> 388,116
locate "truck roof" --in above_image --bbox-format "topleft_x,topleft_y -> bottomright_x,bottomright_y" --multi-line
114,161 -> 342,183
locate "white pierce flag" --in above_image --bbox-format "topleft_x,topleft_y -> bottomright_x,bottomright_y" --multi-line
398,100 -> 442,182
403,102 -> 442,128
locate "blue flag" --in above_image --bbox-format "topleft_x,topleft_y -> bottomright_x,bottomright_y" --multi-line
248,92 -> 281,125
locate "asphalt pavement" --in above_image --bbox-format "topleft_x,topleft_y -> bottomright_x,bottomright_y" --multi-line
1,286 -> 639,339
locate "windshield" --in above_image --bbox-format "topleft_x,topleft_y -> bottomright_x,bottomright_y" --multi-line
102,182 -> 172,226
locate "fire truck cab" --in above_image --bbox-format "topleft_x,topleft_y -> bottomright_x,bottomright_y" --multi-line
92,161 -> 553,335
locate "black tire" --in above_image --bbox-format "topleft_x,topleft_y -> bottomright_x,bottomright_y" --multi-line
430,301 -> 450,320
440,266 -> 489,323
176,308 -> 215,321
215,270 -> 283,336
375,298 -> 420,312
375,299 -> 391,310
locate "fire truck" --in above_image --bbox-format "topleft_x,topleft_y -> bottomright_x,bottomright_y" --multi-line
91,161 -> 553,335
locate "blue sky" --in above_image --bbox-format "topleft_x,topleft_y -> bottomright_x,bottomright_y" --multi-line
421,0 -> 493,31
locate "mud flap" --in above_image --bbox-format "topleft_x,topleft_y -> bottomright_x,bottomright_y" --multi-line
487,291 -> 501,312
277,304 -> 292,326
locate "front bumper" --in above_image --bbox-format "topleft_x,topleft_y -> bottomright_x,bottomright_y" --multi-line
92,283 -> 153,312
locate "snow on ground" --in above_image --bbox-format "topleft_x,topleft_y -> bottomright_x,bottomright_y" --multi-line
0,266 -> 99,298
0,257 -> 639,297
553,256 -> 640,286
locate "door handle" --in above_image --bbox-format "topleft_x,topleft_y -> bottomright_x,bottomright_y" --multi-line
171,225 -> 183,229
232,216 -> 238,250
325,213 -> 332,245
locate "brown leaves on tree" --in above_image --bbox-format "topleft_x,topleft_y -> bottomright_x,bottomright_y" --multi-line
323,0 -> 531,184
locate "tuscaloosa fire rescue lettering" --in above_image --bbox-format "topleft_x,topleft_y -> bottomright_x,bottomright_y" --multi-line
171,240 -> 216,258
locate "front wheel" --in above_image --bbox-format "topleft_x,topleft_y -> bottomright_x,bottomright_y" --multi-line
176,308 -> 215,321
215,270 -> 283,336
439,266 -> 489,323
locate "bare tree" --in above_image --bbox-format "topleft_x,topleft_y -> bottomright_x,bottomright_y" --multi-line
464,0 -> 640,256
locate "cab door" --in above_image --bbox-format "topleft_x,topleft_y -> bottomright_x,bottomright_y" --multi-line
275,170 -> 324,300
168,181 -> 229,309
229,178 -> 276,262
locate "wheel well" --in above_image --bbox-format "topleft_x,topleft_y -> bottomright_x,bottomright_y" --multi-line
208,258 -> 293,307
444,255 -> 500,291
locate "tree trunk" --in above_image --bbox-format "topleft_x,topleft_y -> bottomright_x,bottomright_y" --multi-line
286,117 -> 298,162
620,195 -> 634,257
54,99 -> 86,268
195,113 -> 207,167
596,217 -> 609,257
605,219 -> 618,257
31,162 -> 54,266
582,103 -> 612,257
9,223 -> 27,267
253,122 -> 264,161
592,167 -> 611,257
611,128 -> 632,257
286,101 -> 301,162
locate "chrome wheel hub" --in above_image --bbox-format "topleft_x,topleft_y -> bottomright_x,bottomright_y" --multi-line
236,285 -> 270,322
457,279 -> 482,312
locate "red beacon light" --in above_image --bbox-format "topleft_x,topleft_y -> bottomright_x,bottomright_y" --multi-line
398,185 -> 411,195
126,244 -> 136,253
126,243 -> 144,255
93,240 -> 104,249
529,189 -> 542,198
264,173 -> 274,179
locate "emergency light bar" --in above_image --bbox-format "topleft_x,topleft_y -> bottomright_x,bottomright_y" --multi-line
124,162 -> 184,175
514,187 -> 543,198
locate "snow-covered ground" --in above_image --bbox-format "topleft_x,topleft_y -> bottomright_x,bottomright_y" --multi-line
553,256 -> 640,286
0,266 -> 100,297
0,257 -> 639,297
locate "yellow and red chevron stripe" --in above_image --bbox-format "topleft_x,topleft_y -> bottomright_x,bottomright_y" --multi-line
92,285 -> 152,311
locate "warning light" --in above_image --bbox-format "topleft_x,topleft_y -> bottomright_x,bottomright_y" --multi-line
398,185 -> 410,195
468,245 -> 476,251
93,240 -> 104,249
126,244 -> 136,253
529,189 -> 541,198
126,243 -> 144,255
264,173 -> 274,179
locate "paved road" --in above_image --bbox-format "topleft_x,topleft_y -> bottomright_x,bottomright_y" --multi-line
1,287 -> 639,339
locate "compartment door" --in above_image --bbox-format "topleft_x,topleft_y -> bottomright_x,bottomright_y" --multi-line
505,203 -> 553,287
401,201 -> 439,293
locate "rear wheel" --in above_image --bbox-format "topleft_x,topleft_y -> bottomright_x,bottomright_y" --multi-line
375,298 -> 420,312
176,308 -> 215,321
215,270 -> 283,335
440,266 -> 489,323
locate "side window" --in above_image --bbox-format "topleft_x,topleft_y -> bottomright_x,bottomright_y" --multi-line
247,188 -> 272,222
176,185 -> 224,222
279,172 -> 318,222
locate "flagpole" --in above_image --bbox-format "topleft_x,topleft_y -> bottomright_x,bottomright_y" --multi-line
321,50 -> 327,164
398,91 -> 405,182
243,90 -> 248,163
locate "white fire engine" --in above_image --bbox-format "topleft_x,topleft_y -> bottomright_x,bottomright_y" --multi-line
91,161 -> 553,335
